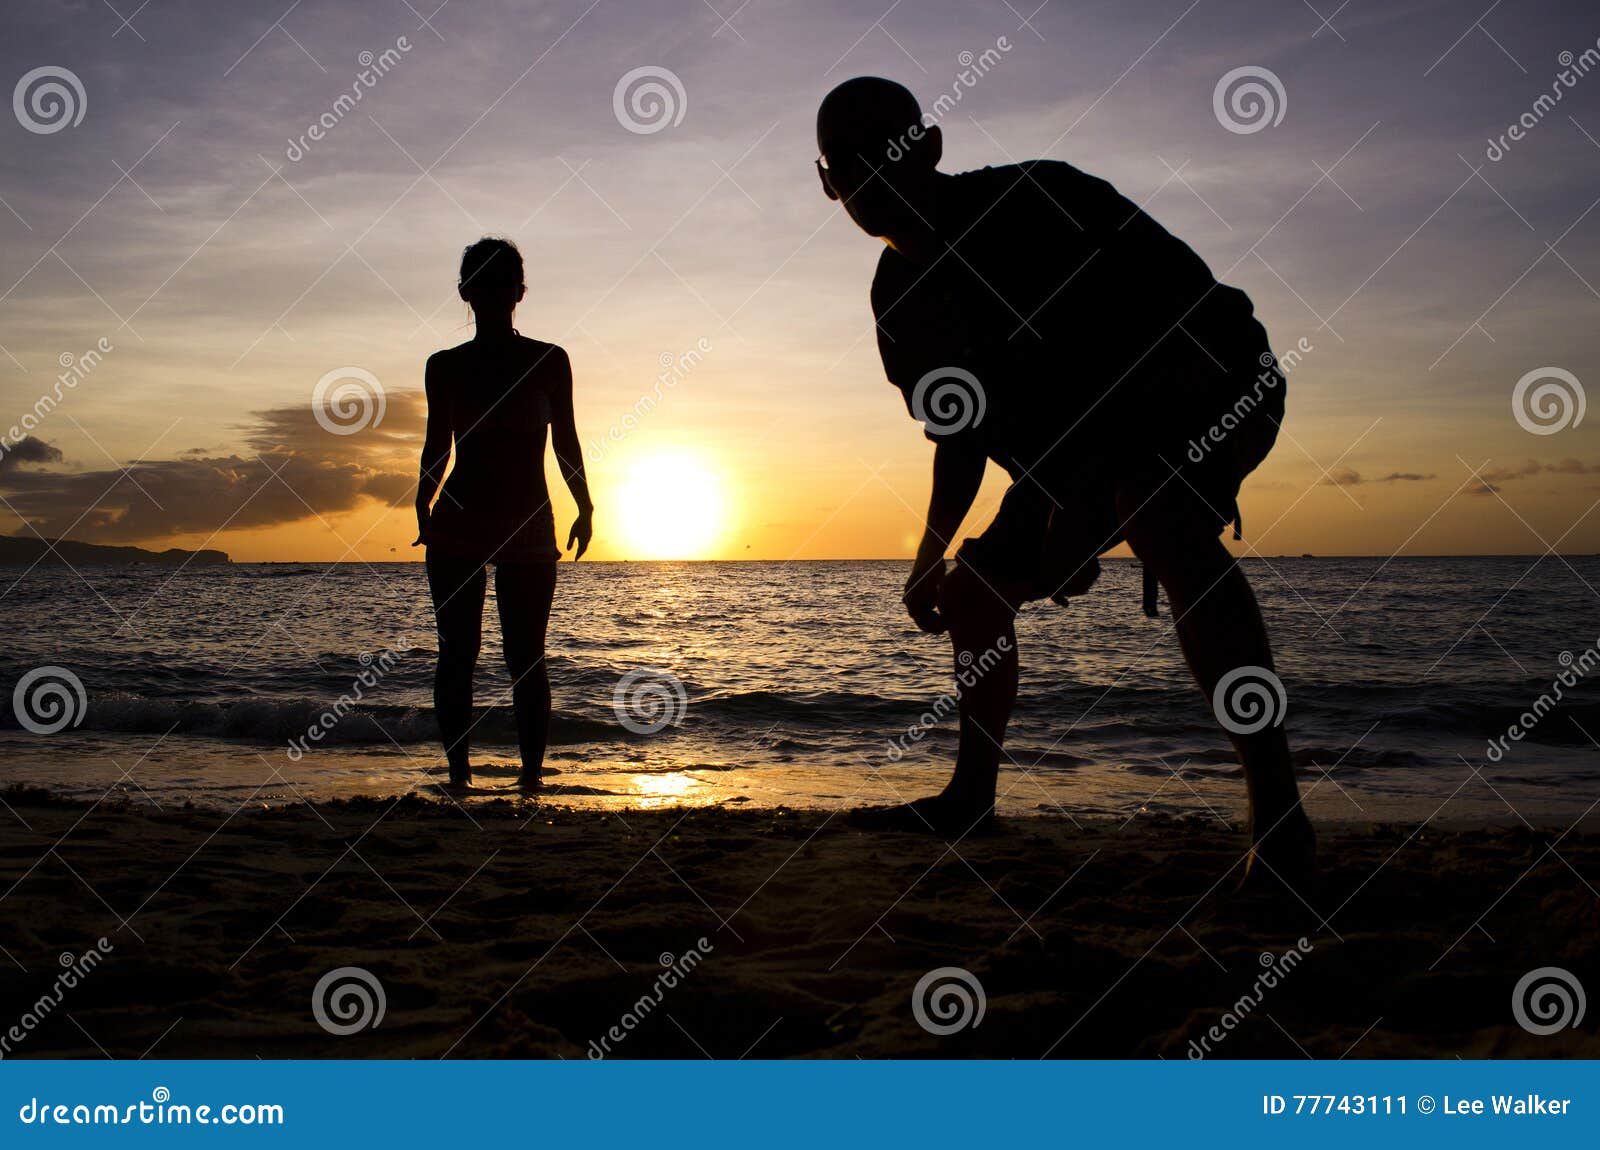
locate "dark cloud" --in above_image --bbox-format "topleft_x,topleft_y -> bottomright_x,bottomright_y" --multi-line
1478,460 -> 1545,484
0,393 -> 423,543
1320,467 -> 1437,488
1550,459 -> 1600,475
0,436 -> 64,474
1470,459 -> 1600,492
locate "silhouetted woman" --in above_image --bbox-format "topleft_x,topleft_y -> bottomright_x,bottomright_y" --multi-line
415,237 -> 593,790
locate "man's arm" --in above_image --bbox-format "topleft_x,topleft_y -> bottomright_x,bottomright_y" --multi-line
548,348 -> 594,559
904,436 -> 986,632
414,354 -> 451,545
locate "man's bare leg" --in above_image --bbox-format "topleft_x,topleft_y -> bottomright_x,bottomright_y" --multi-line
936,562 -> 1021,815
1120,487 -> 1315,881
851,563 -> 1021,834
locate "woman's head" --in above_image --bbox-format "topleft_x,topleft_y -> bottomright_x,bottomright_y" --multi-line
458,237 -> 525,314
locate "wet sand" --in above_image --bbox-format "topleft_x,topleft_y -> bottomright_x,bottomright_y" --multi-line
1,788 -> 1595,1059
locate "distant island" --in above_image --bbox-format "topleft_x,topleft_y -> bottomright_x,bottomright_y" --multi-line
0,535 -> 229,566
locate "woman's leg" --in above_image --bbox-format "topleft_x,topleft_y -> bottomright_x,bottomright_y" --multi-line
426,551 -> 488,784
495,561 -> 558,785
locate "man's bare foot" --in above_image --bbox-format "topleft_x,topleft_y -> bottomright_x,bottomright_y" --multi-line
515,771 -> 542,792
848,791 -> 995,837
1237,807 -> 1316,892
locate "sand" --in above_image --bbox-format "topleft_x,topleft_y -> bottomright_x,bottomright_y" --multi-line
1,787 -> 1596,1059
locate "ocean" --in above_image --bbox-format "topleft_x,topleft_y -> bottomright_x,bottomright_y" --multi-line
2,557 -> 1596,823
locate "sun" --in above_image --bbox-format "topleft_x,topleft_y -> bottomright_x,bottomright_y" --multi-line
612,452 -> 730,559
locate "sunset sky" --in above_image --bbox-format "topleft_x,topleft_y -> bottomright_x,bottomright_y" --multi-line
1,0 -> 1597,561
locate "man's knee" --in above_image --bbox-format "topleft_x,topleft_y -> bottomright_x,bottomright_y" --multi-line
938,563 -> 1018,636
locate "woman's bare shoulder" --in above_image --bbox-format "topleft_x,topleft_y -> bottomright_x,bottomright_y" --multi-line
515,335 -> 569,368
427,340 -> 476,372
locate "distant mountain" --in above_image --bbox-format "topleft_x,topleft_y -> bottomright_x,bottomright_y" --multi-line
0,535 -> 229,566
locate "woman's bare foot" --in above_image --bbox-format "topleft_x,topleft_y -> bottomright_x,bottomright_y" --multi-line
515,771 -> 542,792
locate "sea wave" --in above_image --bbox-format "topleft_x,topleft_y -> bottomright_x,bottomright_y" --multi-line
0,692 -> 617,747
7,679 -> 1594,753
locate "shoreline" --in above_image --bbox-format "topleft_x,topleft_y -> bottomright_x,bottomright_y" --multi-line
1,790 -> 1595,1059
2,781 -> 1587,831
9,554 -> 1595,566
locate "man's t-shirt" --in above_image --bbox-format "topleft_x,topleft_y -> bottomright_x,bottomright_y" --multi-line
871,160 -> 1263,487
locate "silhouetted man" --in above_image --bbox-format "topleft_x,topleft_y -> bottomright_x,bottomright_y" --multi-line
818,76 -> 1313,881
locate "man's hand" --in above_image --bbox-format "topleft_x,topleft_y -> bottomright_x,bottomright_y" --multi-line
903,555 -> 947,634
412,504 -> 431,548
567,508 -> 593,560
900,440 -> 984,633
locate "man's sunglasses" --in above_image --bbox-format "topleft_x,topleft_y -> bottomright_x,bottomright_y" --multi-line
815,151 -> 877,202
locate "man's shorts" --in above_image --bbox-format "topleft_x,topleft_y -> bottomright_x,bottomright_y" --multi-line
957,317 -> 1284,606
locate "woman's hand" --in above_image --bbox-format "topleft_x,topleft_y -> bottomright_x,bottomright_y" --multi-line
566,508 -> 593,560
412,504 -> 431,548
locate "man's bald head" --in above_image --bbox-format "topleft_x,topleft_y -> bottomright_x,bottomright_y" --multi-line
816,77 -> 941,239
816,76 -> 923,151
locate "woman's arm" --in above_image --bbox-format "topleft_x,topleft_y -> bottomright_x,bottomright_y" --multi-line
415,353 -> 451,545
548,347 -> 593,559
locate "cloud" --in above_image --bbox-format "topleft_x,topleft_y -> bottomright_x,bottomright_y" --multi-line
1319,467 -> 1437,487
1478,460 -> 1545,484
0,393 -> 424,543
1550,458 -> 1600,475
1467,459 -> 1600,492
0,436 -> 64,474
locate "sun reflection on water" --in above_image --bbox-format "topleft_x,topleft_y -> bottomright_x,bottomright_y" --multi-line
629,771 -> 701,808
